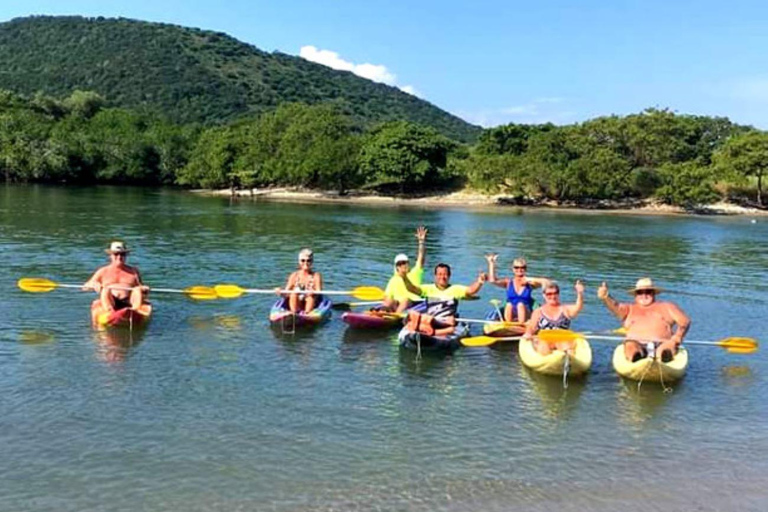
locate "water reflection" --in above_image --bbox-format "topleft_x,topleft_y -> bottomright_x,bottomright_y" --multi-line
517,365 -> 586,420
615,378 -> 677,427
18,329 -> 57,345
91,326 -> 146,363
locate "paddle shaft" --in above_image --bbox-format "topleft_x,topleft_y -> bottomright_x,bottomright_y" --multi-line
47,283 -> 199,295
585,334 -> 752,348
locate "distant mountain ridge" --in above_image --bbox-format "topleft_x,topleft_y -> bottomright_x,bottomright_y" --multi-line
0,15 -> 480,141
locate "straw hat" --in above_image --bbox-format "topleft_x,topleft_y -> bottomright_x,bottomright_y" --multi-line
105,241 -> 130,254
628,277 -> 663,294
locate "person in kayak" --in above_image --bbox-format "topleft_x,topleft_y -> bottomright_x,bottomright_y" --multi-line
399,263 -> 486,336
485,254 -> 550,322
279,248 -> 324,314
83,241 -> 148,312
598,278 -> 690,363
522,280 -> 585,355
381,226 -> 428,313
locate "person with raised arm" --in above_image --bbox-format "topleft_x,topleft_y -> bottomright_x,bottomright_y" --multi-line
381,226 -> 428,313
598,278 -> 690,363
485,254 -> 550,322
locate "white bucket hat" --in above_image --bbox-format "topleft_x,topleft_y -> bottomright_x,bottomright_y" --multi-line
105,241 -> 130,254
394,253 -> 409,265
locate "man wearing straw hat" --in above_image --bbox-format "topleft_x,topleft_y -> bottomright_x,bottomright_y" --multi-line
598,278 -> 690,363
83,241 -> 148,312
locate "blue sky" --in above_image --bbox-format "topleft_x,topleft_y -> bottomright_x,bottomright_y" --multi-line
3,0 -> 768,128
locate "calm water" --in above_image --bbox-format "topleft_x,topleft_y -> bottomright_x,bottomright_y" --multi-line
1,185 -> 767,511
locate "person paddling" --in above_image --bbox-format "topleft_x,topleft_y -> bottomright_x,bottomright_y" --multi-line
83,241 -> 148,313
279,248 -> 324,314
399,263 -> 486,336
381,226 -> 428,313
598,278 -> 691,363
523,280 -> 585,355
485,254 -> 550,322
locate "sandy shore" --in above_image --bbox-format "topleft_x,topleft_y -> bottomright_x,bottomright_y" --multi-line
197,187 -> 768,217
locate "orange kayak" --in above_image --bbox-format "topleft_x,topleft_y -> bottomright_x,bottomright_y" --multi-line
91,299 -> 152,328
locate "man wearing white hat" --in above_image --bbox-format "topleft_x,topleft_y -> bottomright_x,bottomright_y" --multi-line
83,241 -> 147,313
381,226 -> 428,313
598,278 -> 690,363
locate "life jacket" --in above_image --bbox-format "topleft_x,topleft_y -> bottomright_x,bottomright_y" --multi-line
425,298 -> 458,319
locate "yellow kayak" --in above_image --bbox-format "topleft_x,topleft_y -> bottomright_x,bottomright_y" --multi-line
518,336 -> 592,377
612,344 -> 688,383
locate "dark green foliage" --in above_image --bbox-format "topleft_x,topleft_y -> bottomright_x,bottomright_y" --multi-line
0,16 -> 480,142
179,103 -> 362,191
713,131 -> 768,205
358,121 -> 457,192
0,89 -> 193,184
655,162 -> 720,207
469,109 -> 751,204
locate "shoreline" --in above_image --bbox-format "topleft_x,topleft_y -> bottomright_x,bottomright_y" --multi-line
197,187 -> 768,217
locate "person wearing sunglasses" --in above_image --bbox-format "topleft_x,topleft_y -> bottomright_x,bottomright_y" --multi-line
381,226 -> 428,313
485,254 -> 550,323
83,241 -> 148,313
280,248 -> 324,314
598,278 -> 690,363
523,280 -> 584,355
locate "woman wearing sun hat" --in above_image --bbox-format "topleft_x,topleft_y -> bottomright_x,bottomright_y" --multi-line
598,278 -> 691,363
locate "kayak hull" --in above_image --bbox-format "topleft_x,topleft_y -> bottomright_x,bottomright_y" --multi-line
398,323 -> 469,352
518,336 -> 592,376
342,302 -> 425,330
612,344 -> 688,382
91,300 -> 152,329
269,296 -> 332,327
482,308 -> 526,337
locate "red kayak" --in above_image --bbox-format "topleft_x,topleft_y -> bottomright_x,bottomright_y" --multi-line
342,310 -> 404,329
91,300 -> 152,329
342,303 -> 426,330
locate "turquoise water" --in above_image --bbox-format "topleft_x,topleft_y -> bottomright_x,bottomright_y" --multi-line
1,185 -> 767,511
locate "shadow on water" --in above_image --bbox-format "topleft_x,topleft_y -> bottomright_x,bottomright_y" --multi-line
91,326 -> 147,363
517,364 -> 587,420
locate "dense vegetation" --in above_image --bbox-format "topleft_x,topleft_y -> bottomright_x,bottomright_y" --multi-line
1,88 -> 765,207
0,16 -> 479,142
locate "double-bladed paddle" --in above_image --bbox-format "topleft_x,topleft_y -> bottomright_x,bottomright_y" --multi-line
584,334 -> 759,354
214,284 -> 385,301
17,277 -> 218,300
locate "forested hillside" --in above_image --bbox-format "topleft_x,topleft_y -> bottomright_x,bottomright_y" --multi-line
0,16 -> 480,142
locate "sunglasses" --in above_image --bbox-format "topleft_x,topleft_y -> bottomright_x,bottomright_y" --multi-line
636,289 -> 655,296
544,292 -> 559,297
300,259 -> 313,263
513,266 -> 527,270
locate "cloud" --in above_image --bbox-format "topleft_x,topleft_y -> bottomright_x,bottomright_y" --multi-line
299,45 -> 419,96
459,98 -> 575,128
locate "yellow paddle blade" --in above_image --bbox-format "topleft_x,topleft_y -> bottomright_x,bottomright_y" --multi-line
214,284 -> 246,299
184,286 -> 219,301
718,337 -> 758,350
461,336 -> 501,347
18,278 -> 58,293
726,346 -> 758,355
350,286 -> 385,301
614,327 -> 628,335
537,329 -> 580,344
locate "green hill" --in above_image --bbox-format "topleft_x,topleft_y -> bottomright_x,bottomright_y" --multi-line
0,15 -> 480,141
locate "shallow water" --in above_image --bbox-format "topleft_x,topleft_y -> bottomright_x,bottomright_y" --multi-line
1,185 -> 767,511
